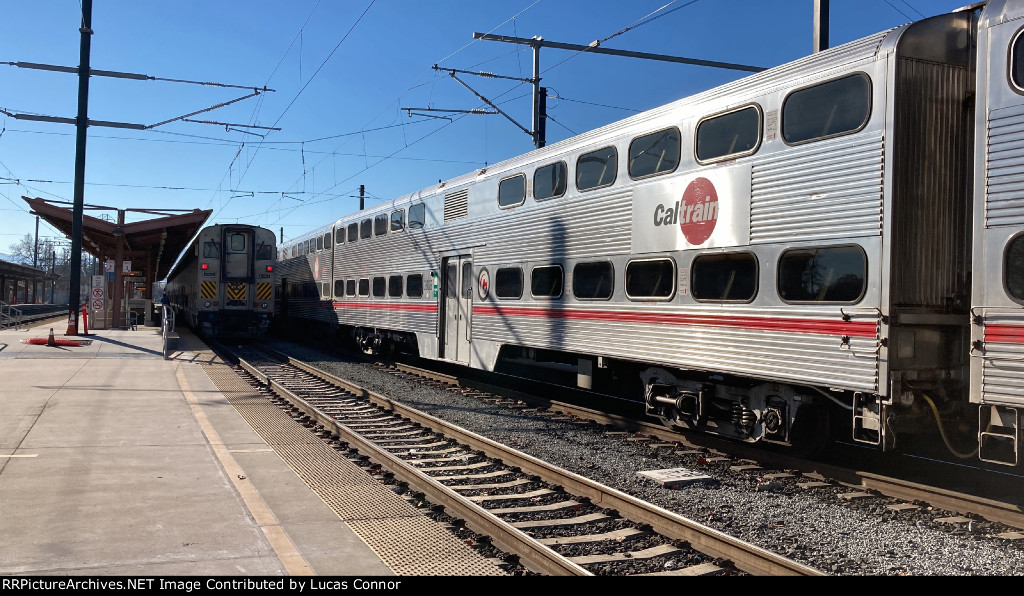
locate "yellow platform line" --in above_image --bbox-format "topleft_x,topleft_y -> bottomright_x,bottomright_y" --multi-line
175,365 -> 313,576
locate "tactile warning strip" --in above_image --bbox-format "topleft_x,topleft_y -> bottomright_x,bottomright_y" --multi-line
177,332 -> 505,576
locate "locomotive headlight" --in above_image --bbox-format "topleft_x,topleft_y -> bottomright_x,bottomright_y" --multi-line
261,302 -> 268,308
204,301 -> 212,308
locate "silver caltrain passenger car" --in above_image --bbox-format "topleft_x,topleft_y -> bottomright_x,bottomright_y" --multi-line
277,1 -> 1024,466
166,224 -> 276,338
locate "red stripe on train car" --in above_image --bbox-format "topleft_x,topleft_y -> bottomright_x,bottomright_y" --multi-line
472,305 -> 878,338
985,324 -> 1024,344
331,301 -> 438,312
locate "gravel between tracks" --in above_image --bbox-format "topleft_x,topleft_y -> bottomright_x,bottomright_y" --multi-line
268,339 -> 1024,576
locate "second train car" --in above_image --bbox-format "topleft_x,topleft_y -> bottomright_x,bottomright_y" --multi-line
165,224 -> 276,338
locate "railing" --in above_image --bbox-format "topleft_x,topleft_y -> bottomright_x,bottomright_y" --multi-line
1,302 -> 24,330
161,304 -> 177,359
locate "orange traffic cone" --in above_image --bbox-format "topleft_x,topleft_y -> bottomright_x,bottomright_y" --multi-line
47,328 -> 56,347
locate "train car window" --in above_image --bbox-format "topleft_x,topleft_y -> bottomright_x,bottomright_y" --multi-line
322,283 -> 330,298
576,147 -> 618,191
495,267 -> 523,299
1006,234 -> 1024,301
692,252 -> 758,302
1012,30 -> 1024,90
334,280 -> 345,298
230,233 -> 246,252
347,223 -> 358,242
358,278 -> 370,297
391,209 -> 405,231
323,232 -> 332,250
406,274 -> 423,298
628,127 -> 681,179
374,214 -> 388,236
462,262 -> 474,299
360,219 -> 372,239
388,275 -> 403,297
335,228 -> 345,244
408,204 -> 425,229
203,241 -> 220,258
255,242 -> 273,261
498,174 -> 527,208
572,261 -> 614,300
316,236 -> 324,251
696,106 -> 761,163
778,245 -> 867,303
625,258 -> 676,300
346,279 -> 356,297
782,74 -> 871,145
531,265 -> 563,298
534,161 -> 567,201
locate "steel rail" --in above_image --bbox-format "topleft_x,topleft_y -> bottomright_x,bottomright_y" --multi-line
256,350 -> 825,577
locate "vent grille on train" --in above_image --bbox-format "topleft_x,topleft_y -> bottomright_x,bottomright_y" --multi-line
444,189 -> 469,221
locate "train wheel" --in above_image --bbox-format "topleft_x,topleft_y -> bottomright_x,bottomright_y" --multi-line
789,402 -> 831,458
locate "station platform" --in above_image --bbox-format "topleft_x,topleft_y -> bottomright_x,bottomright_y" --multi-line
0,319 -> 505,577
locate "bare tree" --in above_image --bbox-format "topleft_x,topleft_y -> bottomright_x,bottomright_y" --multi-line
6,234 -> 36,265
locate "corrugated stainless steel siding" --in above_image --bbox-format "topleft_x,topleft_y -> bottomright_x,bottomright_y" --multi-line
981,312 -> 1024,406
986,103 -> 1024,227
472,304 -> 880,392
749,131 -> 885,243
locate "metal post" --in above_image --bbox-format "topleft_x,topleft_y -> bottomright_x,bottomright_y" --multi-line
814,0 -> 830,53
66,0 -> 93,335
531,42 -> 544,149
359,185 -> 365,210
112,211 -> 125,329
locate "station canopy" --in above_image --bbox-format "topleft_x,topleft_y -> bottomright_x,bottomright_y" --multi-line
23,196 -> 212,283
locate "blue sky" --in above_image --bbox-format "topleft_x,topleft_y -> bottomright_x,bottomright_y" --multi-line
0,0 -> 972,264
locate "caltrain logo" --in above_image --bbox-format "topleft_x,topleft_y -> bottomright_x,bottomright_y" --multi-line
478,268 -> 490,300
652,176 -> 719,246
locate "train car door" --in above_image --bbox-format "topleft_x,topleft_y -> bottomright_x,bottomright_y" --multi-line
440,254 -> 472,364
223,227 -> 253,309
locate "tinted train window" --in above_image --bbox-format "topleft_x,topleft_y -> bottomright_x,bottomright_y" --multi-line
391,209 -> 405,231
692,252 -> 758,302
1007,235 -> 1024,301
625,258 -> 676,300
374,214 -> 388,236
322,283 -> 330,298
778,245 -> 866,303
346,279 -> 356,297
573,261 -> 614,300
372,277 -> 386,297
323,232 -> 331,250
495,267 -> 523,299
203,241 -> 220,258
696,106 -> 761,163
1013,30 -> 1024,90
409,204 -> 425,229
335,228 -> 345,244
782,74 -> 871,144
407,274 -> 423,298
255,243 -> 273,261
358,278 -> 369,297
334,280 -> 344,298
360,219 -> 372,240
316,236 -> 323,251
628,127 -> 680,179
534,161 -> 567,201
348,223 -> 358,242
498,174 -> 527,208
230,233 -> 246,251
531,265 -> 563,298
576,147 -> 617,191
388,275 -> 403,297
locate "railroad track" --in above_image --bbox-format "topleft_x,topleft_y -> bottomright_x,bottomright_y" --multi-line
376,359 -> 1024,537
218,342 -> 824,577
